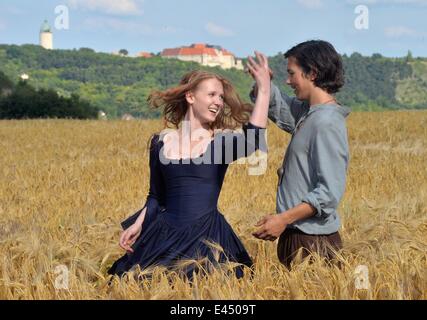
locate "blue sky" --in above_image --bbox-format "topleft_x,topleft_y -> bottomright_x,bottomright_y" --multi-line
0,0 -> 426,58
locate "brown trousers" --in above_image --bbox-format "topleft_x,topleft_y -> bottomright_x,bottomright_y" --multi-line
277,227 -> 343,269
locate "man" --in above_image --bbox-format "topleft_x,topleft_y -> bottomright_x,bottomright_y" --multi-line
250,40 -> 350,269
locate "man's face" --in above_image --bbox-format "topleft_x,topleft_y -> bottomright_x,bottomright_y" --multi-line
286,56 -> 314,101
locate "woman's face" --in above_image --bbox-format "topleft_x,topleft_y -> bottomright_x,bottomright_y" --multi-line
186,78 -> 225,125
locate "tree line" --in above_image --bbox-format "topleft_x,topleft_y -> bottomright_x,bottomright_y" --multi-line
0,44 -> 425,119
0,71 -> 98,119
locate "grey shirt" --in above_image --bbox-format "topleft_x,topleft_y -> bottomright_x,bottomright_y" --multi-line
251,83 -> 351,235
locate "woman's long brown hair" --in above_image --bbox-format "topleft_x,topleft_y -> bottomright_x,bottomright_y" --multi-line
148,70 -> 253,131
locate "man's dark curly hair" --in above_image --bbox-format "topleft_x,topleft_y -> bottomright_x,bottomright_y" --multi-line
284,40 -> 345,94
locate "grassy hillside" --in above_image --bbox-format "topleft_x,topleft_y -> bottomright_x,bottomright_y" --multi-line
396,60 -> 427,106
1,44 -> 426,117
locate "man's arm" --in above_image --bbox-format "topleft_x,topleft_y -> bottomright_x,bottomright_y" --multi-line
252,203 -> 316,241
300,118 -> 349,219
250,82 -> 308,134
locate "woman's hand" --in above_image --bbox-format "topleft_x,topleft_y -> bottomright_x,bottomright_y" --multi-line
119,222 -> 142,253
247,51 -> 272,92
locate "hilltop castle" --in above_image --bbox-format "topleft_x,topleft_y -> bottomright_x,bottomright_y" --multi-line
40,20 -> 53,50
161,43 -> 243,70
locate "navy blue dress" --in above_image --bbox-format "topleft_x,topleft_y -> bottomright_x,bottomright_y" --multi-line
108,123 -> 266,279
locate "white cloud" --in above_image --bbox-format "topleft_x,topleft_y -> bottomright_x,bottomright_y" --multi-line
83,17 -> 176,36
347,0 -> 427,5
84,17 -> 148,33
297,0 -> 324,9
384,26 -> 417,38
68,0 -> 143,15
205,22 -> 234,37
0,5 -> 25,15
161,26 -> 177,34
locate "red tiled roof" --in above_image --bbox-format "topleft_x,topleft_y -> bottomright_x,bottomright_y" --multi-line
137,51 -> 153,58
193,43 -> 206,49
161,44 -> 235,57
161,48 -> 181,56
180,47 -> 218,56
222,49 -> 234,56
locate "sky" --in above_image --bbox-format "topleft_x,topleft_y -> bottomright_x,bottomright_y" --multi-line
0,0 -> 426,58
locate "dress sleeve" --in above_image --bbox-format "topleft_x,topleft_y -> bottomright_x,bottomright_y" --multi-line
215,122 -> 267,165
120,134 -> 166,230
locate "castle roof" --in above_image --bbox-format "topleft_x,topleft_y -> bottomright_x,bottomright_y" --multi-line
40,20 -> 52,33
222,49 -> 234,56
137,51 -> 153,58
161,43 -> 235,57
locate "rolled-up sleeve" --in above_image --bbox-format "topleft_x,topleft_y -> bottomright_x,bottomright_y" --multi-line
301,120 -> 349,219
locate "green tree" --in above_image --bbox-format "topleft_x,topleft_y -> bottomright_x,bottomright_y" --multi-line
119,49 -> 129,56
406,50 -> 414,62
0,79 -> 98,119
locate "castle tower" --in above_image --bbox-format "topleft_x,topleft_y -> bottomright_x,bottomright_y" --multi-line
40,20 -> 53,50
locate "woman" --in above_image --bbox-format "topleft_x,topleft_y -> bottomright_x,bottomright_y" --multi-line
108,52 -> 271,279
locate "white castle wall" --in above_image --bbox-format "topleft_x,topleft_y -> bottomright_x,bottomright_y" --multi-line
164,51 -> 243,70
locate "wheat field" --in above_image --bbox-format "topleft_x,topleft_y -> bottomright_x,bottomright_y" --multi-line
0,110 -> 426,300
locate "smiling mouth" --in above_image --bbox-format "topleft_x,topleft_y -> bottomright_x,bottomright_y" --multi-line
208,107 -> 219,115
